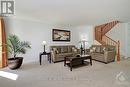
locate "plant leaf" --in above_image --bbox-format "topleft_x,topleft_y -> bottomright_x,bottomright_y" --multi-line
7,34 -> 31,57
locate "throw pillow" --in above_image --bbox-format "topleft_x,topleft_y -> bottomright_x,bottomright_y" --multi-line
53,48 -> 59,54
90,49 -> 94,52
103,47 -> 106,51
100,47 -> 105,54
72,47 -> 77,52
95,47 -> 101,53
92,47 -> 96,52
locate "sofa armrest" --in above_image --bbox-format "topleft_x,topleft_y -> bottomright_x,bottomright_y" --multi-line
104,51 -> 116,62
51,50 -> 57,62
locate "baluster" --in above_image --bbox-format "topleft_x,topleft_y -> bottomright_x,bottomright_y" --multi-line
108,38 -> 109,45
107,37 -> 108,45
109,22 -> 111,30
112,21 -> 113,28
117,41 -> 120,61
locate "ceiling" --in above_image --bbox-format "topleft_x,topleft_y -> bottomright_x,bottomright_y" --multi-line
15,0 -> 130,26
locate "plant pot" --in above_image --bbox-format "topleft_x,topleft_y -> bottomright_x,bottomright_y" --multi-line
8,57 -> 23,70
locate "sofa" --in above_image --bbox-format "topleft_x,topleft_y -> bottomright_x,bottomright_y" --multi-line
89,45 -> 116,64
50,45 -> 79,62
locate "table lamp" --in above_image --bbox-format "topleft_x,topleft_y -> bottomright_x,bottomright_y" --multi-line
79,40 -> 88,55
42,41 -> 47,53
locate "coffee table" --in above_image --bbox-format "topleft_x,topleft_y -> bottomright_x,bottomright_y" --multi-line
64,55 -> 92,71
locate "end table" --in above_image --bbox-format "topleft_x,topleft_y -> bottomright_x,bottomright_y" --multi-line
39,52 -> 51,65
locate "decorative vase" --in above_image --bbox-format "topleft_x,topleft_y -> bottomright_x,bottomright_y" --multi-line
8,57 -> 23,70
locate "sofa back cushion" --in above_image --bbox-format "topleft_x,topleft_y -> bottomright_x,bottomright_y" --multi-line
90,45 -> 116,53
90,45 -> 101,53
72,47 -> 78,53
50,47 -> 61,54
102,45 -> 116,51
50,45 -> 76,54
52,48 -> 60,54
61,46 -> 68,53
95,46 -> 101,53
68,45 -> 76,53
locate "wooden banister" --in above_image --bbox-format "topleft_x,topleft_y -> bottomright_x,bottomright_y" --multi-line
95,21 -> 119,42
117,41 -> 120,61
102,35 -> 117,44
101,21 -> 119,35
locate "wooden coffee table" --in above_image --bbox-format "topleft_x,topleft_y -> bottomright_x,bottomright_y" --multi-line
64,55 -> 92,71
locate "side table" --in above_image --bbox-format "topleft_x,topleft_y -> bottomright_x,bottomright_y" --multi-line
39,52 -> 51,65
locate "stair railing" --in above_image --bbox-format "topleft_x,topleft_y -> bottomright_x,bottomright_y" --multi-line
102,21 -> 119,35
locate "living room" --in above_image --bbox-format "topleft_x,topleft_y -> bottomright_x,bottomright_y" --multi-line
0,0 -> 130,87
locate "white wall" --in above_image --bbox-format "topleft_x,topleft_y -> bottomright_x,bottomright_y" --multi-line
126,23 -> 130,58
4,18 -> 74,63
71,25 -> 94,49
106,23 -> 128,58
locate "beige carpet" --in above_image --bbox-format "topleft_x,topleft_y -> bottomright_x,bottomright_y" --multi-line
0,59 -> 130,87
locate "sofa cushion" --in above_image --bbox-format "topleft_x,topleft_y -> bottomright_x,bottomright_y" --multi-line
91,53 -> 105,61
72,47 -> 78,53
103,45 -> 115,51
90,47 -> 96,52
57,53 -> 73,57
53,48 -> 59,54
100,47 -> 106,54
68,46 -> 75,53
95,46 -> 101,53
61,47 -> 68,53
68,47 -> 72,53
57,48 -> 61,53
108,47 -> 115,51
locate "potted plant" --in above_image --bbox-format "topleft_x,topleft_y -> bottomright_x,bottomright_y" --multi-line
7,34 -> 31,70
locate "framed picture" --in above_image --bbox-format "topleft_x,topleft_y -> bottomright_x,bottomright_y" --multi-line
52,29 -> 70,41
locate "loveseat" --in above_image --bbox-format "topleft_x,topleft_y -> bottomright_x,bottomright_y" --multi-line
50,45 -> 79,62
89,45 -> 116,64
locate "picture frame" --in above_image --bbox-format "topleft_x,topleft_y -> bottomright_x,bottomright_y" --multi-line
52,29 -> 71,41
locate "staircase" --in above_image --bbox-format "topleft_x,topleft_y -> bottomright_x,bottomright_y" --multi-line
95,21 -> 120,61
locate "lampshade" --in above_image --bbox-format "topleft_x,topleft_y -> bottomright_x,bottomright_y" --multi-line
42,41 -> 47,45
80,34 -> 88,41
